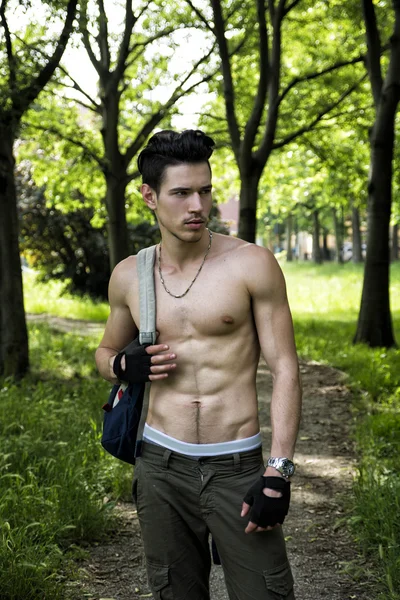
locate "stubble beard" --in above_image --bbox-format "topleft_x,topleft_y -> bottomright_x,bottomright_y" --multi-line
158,216 -> 208,244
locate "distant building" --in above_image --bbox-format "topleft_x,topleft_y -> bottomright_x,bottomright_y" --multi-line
218,197 -> 239,236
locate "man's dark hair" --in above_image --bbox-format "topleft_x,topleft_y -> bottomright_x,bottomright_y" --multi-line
137,129 -> 215,194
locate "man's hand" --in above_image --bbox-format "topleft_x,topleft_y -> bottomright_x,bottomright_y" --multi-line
241,476 -> 291,534
111,337 -> 176,383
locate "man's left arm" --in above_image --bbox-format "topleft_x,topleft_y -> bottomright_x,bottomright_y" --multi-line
241,245 -> 302,532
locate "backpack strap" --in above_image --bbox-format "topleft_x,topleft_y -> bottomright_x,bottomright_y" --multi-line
136,245 -> 157,346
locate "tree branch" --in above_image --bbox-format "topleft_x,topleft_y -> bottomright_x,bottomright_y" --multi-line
210,0 -> 241,160
57,64 -> 101,112
80,0 -> 103,77
242,0 -> 269,159
11,35 -> 101,113
278,55 -> 366,108
284,0 -> 302,16
52,83 -> 101,114
272,74 -> 368,149
14,0 -> 78,119
126,169 -> 140,184
27,123 -> 105,169
256,0 -> 284,166
97,0 -> 111,71
113,0 -> 135,85
361,0 -> 383,107
129,26 -> 178,54
0,0 -> 17,97
183,0 -> 214,32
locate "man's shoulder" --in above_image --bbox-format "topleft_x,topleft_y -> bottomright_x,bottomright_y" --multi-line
232,241 -> 284,294
109,255 -> 139,298
217,235 -> 275,266
112,254 -> 138,277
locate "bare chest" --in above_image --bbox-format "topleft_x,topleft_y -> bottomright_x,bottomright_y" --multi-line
129,262 -> 251,339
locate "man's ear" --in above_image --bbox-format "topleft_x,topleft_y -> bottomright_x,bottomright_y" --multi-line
141,184 -> 157,210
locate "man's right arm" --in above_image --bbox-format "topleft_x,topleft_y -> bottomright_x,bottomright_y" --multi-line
95,257 -> 177,383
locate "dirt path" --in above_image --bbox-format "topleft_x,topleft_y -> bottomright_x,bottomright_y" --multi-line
31,315 -> 377,599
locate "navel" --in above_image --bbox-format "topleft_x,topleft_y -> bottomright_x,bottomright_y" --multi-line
222,315 -> 234,325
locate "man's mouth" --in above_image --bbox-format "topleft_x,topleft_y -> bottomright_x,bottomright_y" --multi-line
185,219 -> 204,229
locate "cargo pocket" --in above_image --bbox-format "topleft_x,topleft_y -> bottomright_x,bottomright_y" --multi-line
147,561 -> 174,600
263,561 -> 294,599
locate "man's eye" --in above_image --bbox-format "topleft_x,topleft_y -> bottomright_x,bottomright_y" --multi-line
175,191 -> 187,197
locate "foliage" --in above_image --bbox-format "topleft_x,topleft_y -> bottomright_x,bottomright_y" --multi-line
0,323 -> 133,600
17,163 -> 160,298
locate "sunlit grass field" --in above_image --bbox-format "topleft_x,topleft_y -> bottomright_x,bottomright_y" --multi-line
10,261 -> 400,599
23,271 -> 110,322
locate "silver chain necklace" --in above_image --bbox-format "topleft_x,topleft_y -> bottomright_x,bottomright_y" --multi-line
158,229 -> 213,298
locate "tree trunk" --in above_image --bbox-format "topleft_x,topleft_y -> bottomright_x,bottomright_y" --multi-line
332,208 -> 343,263
312,210 -> 323,264
322,228 -> 330,261
352,206 -> 363,263
354,114 -> 396,346
286,214 -> 293,261
391,223 -> 399,261
0,126 -> 29,377
238,172 -> 261,242
105,174 -> 130,270
355,0 -> 400,347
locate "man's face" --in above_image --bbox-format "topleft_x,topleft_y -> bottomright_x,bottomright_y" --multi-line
143,162 -> 213,243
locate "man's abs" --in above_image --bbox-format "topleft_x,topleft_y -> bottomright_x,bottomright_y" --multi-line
146,296 -> 261,444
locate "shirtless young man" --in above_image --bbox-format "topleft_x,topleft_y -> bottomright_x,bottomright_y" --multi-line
95,130 -> 302,600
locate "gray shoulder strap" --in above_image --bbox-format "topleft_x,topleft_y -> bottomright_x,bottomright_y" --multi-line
136,245 -> 157,345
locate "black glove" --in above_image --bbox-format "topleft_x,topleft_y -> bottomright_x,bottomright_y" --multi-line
243,476 -> 291,528
112,337 -> 151,383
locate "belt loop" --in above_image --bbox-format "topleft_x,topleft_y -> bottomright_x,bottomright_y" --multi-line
233,452 -> 241,472
162,449 -> 172,469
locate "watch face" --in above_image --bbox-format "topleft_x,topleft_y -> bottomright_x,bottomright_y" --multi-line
268,457 -> 295,477
281,459 -> 295,477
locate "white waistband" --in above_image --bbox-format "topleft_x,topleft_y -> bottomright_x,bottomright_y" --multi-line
143,423 -> 262,457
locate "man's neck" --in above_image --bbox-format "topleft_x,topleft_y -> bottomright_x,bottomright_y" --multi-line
159,228 -> 212,269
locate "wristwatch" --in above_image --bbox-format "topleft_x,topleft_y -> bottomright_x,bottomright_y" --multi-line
267,457 -> 295,478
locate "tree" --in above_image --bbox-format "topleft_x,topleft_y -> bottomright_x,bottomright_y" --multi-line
0,0 -> 78,378
354,0 -> 400,347
24,0 -> 227,271
190,0 -> 367,242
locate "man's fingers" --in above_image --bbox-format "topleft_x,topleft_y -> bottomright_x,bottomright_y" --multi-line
146,343 -> 170,355
245,521 -> 258,534
245,521 -> 280,534
150,363 -> 177,374
241,502 -> 250,517
150,352 -> 176,365
149,373 -> 170,381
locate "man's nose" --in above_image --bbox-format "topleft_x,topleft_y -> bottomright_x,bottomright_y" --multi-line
188,192 -> 202,211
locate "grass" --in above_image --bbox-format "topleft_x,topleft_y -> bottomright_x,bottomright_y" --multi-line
0,324 -> 134,600
282,260 -> 400,600
23,271 -> 109,322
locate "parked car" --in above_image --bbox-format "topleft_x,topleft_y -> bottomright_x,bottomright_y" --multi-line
341,242 -> 366,261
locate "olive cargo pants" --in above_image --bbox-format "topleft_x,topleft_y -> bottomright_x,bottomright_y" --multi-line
133,442 -> 295,600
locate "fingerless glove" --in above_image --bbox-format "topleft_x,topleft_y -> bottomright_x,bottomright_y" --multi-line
243,476 -> 291,528
112,337 -> 151,383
